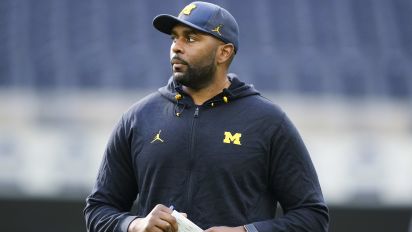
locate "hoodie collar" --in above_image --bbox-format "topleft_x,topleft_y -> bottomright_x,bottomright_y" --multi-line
158,74 -> 260,117
158,73 -> 260,106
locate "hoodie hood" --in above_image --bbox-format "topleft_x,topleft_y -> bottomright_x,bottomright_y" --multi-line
158,73 -> 260,106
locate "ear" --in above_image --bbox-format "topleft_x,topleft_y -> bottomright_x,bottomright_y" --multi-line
216,43 -> 235,65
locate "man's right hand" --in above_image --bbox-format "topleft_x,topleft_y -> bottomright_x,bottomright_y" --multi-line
128,204 -> 178,232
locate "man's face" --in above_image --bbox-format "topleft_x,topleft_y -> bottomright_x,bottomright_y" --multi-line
170,24 -> 223,90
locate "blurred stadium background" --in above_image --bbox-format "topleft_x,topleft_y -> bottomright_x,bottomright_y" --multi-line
1,0 -> 412,231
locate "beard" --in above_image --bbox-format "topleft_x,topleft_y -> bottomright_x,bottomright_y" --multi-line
171,51 -> 217,90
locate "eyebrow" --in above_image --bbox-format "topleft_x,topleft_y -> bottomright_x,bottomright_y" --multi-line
170,27 -> 202,37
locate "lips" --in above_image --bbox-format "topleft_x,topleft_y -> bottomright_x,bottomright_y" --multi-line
171,57 -> 188,73
171,59 -> 185,65
171,56 -> 188,65
172,63 -> 185,73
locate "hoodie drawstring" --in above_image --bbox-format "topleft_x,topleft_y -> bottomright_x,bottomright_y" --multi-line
223,96 -> 228,103
174,93 -> 230,116
174,94 -> 185,117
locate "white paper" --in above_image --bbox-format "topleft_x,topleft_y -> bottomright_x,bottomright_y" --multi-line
171,210 -> 203,232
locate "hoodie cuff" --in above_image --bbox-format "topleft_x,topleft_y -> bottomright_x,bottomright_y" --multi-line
120,215 -> 138,232
244,224 -> 258,232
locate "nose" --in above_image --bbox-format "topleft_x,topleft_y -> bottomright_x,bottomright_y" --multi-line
171,38 -> 184,54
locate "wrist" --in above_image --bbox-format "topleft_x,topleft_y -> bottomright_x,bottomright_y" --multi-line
128,218 -> 144,232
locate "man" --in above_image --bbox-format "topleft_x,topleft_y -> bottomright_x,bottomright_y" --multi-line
84,1 -> 329,232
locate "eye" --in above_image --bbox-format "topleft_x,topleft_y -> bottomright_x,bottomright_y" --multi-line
187,35 -> 196,42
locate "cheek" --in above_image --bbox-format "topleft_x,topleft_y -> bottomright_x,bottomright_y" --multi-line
192,47 -> 215,63
197,49 -> 217,66
170,46 -> 174,59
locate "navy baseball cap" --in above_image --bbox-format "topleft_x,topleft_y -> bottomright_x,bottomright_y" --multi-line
153,1 -> 239,52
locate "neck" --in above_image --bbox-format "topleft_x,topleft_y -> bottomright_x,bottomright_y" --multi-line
183,70 -> 230,105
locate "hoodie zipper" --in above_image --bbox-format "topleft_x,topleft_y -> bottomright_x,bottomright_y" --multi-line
186,106 -> 199,213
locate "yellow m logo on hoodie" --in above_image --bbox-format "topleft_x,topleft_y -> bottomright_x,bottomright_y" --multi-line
223,132 -> 242,145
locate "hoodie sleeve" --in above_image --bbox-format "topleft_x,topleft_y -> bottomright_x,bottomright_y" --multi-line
84,115 -> 139,232
246,114 -> 329,232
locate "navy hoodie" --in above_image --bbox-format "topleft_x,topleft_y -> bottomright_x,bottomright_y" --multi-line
84,75 -> 329,232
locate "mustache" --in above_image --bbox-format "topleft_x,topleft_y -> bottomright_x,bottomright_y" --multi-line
170,56 -> 189,66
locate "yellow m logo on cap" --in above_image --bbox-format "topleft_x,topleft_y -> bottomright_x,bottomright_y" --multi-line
223,131 -> 242,145
180,3 -> 197,16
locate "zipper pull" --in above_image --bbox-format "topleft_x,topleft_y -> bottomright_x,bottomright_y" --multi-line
194,107 -> 199,118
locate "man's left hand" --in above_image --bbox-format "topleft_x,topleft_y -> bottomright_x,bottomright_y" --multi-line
205,226 -> 246,232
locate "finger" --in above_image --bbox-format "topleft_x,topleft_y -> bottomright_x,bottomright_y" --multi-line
150,226 -> 164,232
149,205 -> 178,232
179,212 -> 187,218
157,211 -> 178,232
152,204 -> 173,214
154,220 -> 173,232
204,226 -> 220,232
147,216 -> 173,232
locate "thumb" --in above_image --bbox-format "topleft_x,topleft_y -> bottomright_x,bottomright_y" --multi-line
204,227 -> 216,232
